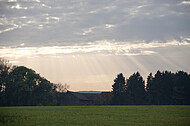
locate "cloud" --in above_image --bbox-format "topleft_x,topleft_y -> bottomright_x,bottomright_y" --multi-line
20,43 -> 25,46
105,24 -> 116,29
0,24 -> 22,34
8,0 -> 17,2
82,27 -> 95,35
180,1 -> 190,5
11,4 -> 27,9
0,0 -> 190,46
0,39 -> 190,58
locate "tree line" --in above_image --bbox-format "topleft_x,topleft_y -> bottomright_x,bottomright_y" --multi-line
112,71 -> 190,105
0,58 -> 190,106
0,58 -> 66,106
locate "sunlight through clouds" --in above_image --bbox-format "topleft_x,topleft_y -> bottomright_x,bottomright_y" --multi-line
0,40 -> 190,58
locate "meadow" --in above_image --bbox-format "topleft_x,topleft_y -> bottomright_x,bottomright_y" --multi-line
0,106 -> 190,126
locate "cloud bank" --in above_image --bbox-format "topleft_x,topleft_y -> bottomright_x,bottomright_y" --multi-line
0,0 -> 190,46
1,39 -> 190,58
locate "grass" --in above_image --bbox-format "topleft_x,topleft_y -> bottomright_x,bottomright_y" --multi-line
0,105 -> 190,126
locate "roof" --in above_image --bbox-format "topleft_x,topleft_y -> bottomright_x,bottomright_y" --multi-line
68,91 -> 100,101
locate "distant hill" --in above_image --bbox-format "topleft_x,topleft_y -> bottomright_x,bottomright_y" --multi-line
77,91 -> 102,94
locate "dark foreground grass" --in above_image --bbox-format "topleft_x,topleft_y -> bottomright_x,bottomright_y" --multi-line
0,105 -> 190,126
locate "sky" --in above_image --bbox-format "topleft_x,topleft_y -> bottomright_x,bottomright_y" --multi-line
0,0 -> 190,91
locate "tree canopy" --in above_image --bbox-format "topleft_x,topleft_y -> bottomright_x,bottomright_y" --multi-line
126,72 -> 146,105
111,71 -> 190,105
0,59 -> 55,106
112,73 -> 125,105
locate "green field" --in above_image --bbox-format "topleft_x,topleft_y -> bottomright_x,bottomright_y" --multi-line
0,106 -> 190,126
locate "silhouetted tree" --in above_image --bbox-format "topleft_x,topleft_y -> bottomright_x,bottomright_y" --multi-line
2,57 -> 190,106
126,72 -> 146,105
4,66 -> 54,106
32,78 -> 53,106
146,73 -> 153,91
0,58 -> 13,105
54,83 -> 69,93
112,73 -> 126,105
52,83 -> 70,105
173,71 -> 190,104
6,66 -> 36,105
146,73 -> 153,104
147,71 -> 174,105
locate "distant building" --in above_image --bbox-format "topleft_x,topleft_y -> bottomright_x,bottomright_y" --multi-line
59,91 -> 101,106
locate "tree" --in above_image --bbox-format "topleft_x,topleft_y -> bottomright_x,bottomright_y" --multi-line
0,58 -> 12,92
6,66 -> 37,105
54,83 -> 69,93
148,71 -> 161,104
32,78 -> 53,106
146,73 -> 153,104
52,83 -> 70,106
126,72 -> 146,105
112,73 -> 126,105
5,66 -> 54,106
146,73 -> 153,91
173,71 -> 190,104
0,58 -> 14,105
147,71 -> 174,105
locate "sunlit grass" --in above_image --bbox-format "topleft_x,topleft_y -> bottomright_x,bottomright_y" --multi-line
0,106 -> 190,126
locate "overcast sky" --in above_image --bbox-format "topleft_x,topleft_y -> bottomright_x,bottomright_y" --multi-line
0,0 -> 190,91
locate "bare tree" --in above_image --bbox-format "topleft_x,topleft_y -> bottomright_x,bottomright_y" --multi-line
54,83 -> 69,93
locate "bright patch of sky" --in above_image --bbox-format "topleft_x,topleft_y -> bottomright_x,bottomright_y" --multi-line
1,40 -> 190,58
0,0 -> 190,91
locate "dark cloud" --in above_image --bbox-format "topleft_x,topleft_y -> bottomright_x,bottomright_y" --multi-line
0,0 -> 190,46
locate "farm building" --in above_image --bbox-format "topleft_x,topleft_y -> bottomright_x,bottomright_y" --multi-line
59,91 -> 101,106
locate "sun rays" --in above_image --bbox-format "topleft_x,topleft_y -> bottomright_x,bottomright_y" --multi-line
0,40 -> 190,91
